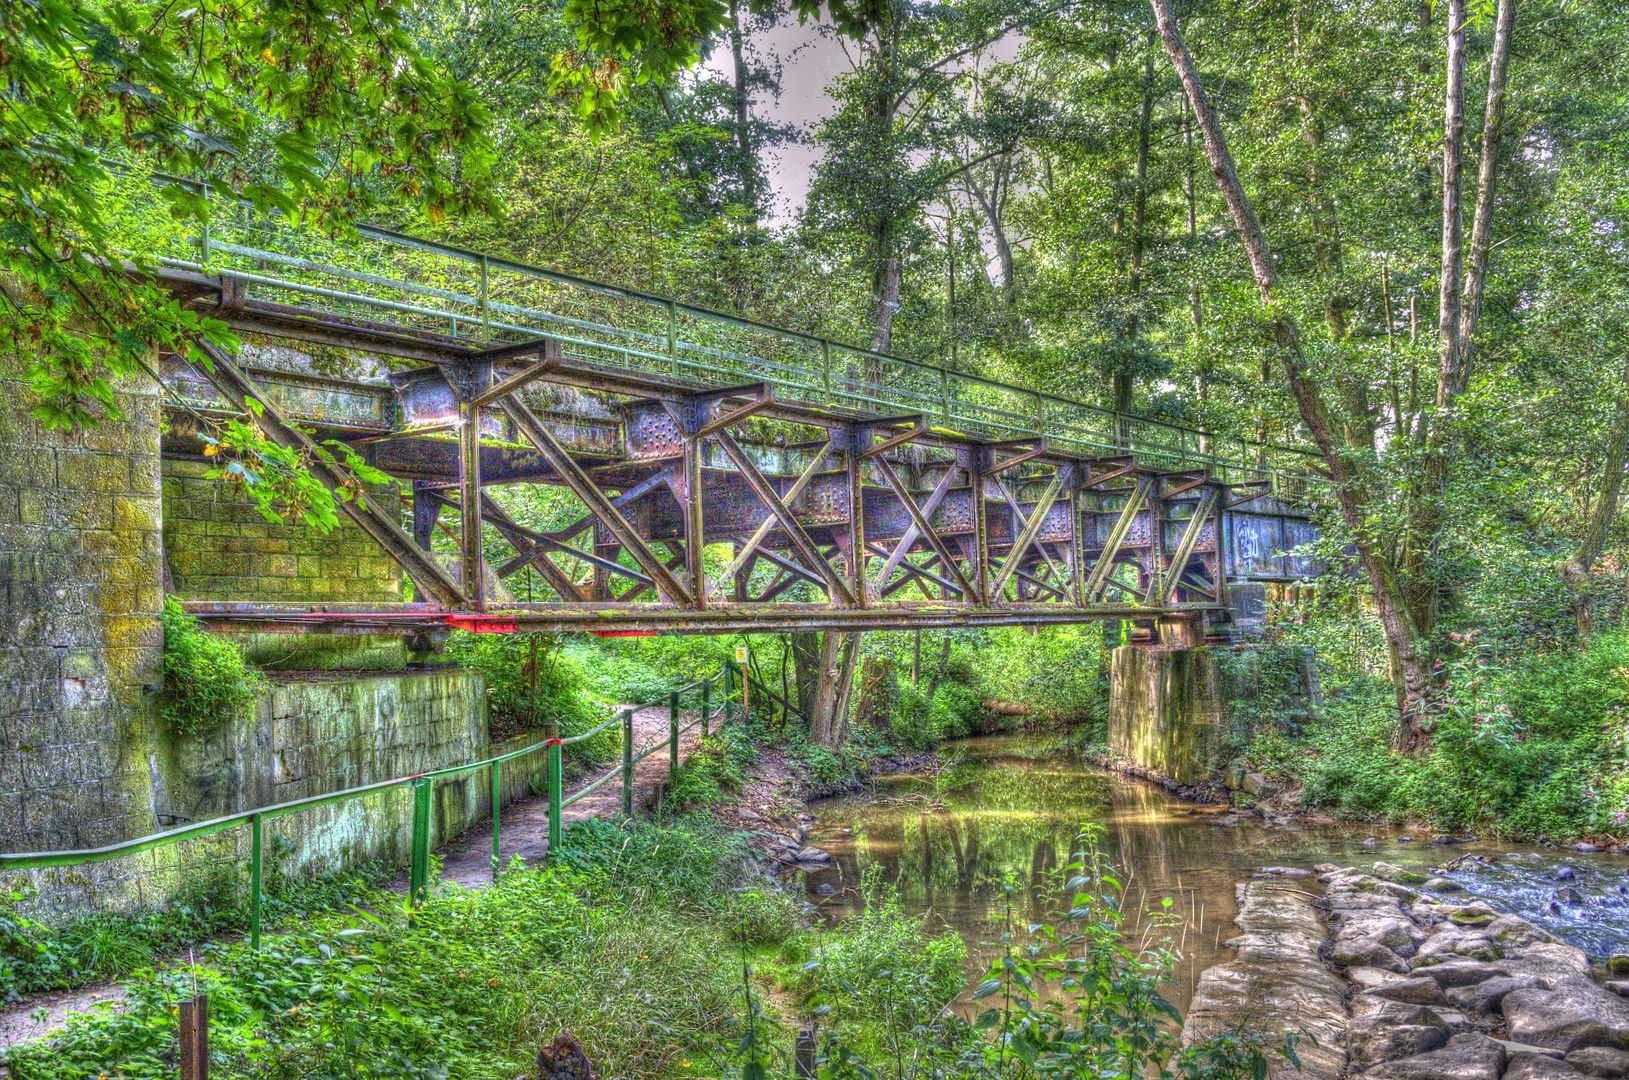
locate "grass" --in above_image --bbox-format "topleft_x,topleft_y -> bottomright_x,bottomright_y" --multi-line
3,817 -> 1280,1080
0,861 -> 394,1004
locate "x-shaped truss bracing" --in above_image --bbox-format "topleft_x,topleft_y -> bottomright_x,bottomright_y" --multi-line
172,327 -> 1250,639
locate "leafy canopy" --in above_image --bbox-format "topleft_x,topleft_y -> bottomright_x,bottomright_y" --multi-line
0,0 -> 497,430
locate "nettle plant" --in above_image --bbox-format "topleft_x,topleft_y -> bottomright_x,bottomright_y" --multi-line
1428,630 -> 1525,755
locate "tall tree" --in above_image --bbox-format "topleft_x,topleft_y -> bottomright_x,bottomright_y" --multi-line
1147,0 -> 1518,746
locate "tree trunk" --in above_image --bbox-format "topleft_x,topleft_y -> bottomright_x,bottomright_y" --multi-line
1562,346 -> 1629,641
791,631 -> 820,717
924,633 -> 952,703
807,631 -> 862,747
1454,0 -> 1515,392
1435,0 -> 1467,408
728,0 -> 754,210
868,247 -> 901,363
1148,0 -> 1440,748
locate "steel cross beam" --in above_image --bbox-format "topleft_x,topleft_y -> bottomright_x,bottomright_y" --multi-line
989,472 -> 1066,600
1152,487 -> 1221,605
1083,476 -> 1151,603
714,430 -> 856,606
871,458 -> 973,600
709,443 -> 833,601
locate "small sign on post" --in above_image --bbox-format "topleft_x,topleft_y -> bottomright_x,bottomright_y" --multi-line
734,645 -> 748,664
734,646 -> 749,721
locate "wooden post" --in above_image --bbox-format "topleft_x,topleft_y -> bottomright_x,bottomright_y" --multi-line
701,681 -> 711,738
179,994 -> 209,1080
795,1027 -> 816,1079
621,708 -> 635,818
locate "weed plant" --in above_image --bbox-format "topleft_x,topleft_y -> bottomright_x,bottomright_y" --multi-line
6,822 -> 1283,1080
1244,627 -> 1629,841
158,597 -> 267,736
0,861 -> 391,1002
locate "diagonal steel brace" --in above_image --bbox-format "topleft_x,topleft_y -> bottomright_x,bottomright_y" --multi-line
191,340 -> 468,606
501,397 -> 694,605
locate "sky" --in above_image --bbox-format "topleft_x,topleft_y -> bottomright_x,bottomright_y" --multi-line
700,17 -> 851,224
700,17 -> 1027,226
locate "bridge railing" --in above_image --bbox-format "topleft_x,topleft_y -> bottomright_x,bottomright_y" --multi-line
106,170 -> 1320,497
0,661 -> 744,950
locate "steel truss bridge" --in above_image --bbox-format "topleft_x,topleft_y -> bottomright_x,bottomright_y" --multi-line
131,174 -> 1320,640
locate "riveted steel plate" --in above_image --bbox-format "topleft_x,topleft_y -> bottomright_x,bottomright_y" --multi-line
1035,502 -> 1074,543
799,474 -> 850,525
624,404 -> 684,461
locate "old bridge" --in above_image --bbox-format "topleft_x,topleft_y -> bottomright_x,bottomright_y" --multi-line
145,180 -> 1320,644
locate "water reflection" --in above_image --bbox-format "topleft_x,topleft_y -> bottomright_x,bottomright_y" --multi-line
803,734 -> 1629,1016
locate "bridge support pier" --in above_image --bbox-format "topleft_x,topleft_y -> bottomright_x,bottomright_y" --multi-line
1107,642 -> 1320,789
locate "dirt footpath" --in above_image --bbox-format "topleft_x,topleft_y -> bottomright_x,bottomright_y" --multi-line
435,701 -> 706,887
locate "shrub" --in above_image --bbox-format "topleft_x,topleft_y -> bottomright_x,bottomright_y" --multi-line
159,596 -> 267,736
929,680 -> 982,738
891,680 -> 935,748
715,887 -> 802,944
446,632 -> 614,755
789,869 -> 966,1031
664,724 -> 754,813
552,817 -> 746,909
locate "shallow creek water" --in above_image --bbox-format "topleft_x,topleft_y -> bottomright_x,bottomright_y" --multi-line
801,733 -> 1629,1015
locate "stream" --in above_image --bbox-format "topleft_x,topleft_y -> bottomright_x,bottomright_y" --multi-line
800,733 -> 1629,1015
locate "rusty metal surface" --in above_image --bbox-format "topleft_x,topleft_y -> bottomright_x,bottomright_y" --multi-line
162,318 -> 1321,637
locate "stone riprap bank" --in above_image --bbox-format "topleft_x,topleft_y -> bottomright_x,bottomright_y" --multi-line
1185,862 -> 1629,1080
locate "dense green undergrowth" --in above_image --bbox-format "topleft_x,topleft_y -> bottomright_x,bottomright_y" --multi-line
1,861 -> 394,1004
3,820 -> 1276,1080
1229,629 -> 1629,843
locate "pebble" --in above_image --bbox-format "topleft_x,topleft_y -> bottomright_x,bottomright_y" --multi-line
1575,842 -> 1602,853
1399,836 -> 1414,843
1556,866 -> 1577,881
1364,837 -> 1379,846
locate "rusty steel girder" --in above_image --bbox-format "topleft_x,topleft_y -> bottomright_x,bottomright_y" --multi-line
162,303 -> 1296,638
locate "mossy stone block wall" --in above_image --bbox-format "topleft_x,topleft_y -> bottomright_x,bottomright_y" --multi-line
0,347 -> 164,900
162,459 -> 404,605
162,458 -> 408,672
150,670 -> 512,876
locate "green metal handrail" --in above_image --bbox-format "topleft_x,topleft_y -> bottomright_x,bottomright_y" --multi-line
0,661 -> 745,950
109,168 -> 1321,496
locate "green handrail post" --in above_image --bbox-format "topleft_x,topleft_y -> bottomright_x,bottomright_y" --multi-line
479,254 -> 492,344
249,812 -> 263,952
669,691 -> 680,781
489,761 -> 502,882
667,299 -> 679,375
701,680 -> 710,738
409,777 -> 431,906
547,738 -> 563,853
621,708 -> 635,818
